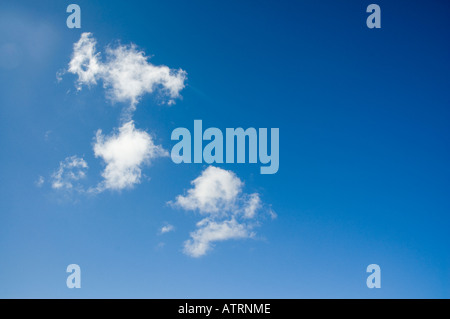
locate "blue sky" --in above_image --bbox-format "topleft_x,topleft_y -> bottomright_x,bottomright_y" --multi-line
0,0 -> 449,298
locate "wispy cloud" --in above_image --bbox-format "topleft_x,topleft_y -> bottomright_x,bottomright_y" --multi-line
171,166 -> 274,257
93,121 -> 168,191
243,193 -> 261,219
35,176 -> 45,187
160,224 -> 175,234
184,218 -> 253,258
51,156 -> 88,190
67,32 -> 187,112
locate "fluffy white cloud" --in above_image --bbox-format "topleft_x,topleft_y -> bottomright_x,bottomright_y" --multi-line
160,224 -> 175,234
93,121 -> 168,191
67,32 -> 187,109
51,156 -> 88,190
172,166 -> 273,257
174,166 -> 243,215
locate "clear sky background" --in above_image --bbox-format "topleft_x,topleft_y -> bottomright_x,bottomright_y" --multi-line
0,0 -> 449,298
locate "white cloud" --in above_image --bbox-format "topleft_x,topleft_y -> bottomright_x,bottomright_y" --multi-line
93,120 -> 168,191
68,32 -> 102,88
51,156 -> 88,190
243,193 -> 261,219
183,218 -> 253,258
171,166 -> 273,257
67,32 -> 187,109
174,166 -> 243,216
160,224 -> 175,234
268,209 -> 277,220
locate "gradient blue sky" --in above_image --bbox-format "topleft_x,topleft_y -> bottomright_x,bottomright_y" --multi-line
0,0 -> 449,298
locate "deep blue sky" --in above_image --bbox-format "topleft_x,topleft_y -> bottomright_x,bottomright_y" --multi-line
0,0 -> 449,298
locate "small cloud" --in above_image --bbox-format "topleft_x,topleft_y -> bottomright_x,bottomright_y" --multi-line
56,70 -> 64,83
35,176 -> 45,187
171,166 -> 273,257
51,156 -> 88,190
160,224 -> 175,234
93,120 -> 168,192
268,209 -> 277,220
243,193 -> 261,219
